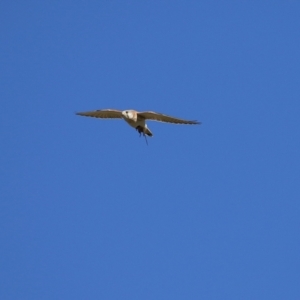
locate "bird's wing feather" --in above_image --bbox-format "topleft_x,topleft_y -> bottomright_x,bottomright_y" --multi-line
76,109 -> 123,119
138,111 -> 200,125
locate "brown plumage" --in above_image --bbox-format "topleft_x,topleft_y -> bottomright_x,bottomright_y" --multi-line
76,109 -> 201,143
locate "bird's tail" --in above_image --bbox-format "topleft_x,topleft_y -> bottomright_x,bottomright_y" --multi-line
144,127 -> 153,137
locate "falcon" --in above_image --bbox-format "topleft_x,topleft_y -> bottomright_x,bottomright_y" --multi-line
76,109 -> 200,144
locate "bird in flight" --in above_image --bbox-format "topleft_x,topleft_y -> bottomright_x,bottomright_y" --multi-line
76,109 -> 200,144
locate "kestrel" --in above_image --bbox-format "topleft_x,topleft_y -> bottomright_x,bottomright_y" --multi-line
76,109 -> 200,144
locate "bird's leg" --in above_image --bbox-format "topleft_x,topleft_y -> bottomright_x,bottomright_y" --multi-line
136,126 -> 148,145
136,126 -> 142,137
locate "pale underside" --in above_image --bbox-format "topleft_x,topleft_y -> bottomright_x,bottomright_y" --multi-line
76,109 -> 200,125
76,109 -> 200,141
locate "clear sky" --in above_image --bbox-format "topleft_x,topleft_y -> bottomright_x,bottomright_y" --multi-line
1,1 -> 300,299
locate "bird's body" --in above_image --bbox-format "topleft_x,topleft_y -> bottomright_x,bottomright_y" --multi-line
76,109 -> 200,142
121,110 -> 153,136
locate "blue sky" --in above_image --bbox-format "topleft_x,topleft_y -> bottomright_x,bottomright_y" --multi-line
1,1 -> 300,299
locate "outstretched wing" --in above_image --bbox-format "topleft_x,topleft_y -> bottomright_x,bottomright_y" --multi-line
138,111 -> 200,125
76,109 -> 123,119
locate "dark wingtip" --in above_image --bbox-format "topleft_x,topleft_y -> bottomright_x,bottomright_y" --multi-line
190,120 -> 201,125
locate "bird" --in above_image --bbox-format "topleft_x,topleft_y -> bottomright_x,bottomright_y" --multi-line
76,109 -> 201,144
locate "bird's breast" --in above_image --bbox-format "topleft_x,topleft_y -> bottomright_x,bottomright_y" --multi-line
123,118 -> 145,129
123,118 -> 137,127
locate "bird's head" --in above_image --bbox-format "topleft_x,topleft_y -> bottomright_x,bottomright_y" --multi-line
122,110 -> 133,120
